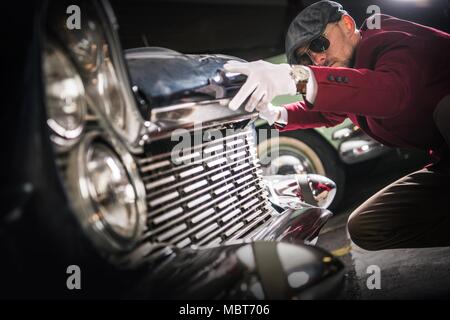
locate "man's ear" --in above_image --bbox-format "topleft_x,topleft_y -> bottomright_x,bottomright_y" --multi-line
341,14 -> 356,36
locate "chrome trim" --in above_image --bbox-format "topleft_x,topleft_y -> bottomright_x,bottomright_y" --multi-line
250,205 -> 333,244
263,174 -> 337,209
332,127 -> 353,140
97,0 -> 148,151
146,98 -> 258,139
332,125 -> 389,164
124,47 -> 181,59
66,131 -> 147,253
305,174 -> 337,209
339,137 -> 388,164
146,113 -> 257,141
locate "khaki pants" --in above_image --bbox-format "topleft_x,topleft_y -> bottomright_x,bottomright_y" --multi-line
347,161 -> 450,251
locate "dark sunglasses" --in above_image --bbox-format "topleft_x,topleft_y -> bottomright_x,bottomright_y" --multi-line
295,34 -> 330,65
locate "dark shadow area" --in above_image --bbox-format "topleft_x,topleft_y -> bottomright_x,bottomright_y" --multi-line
110,0 -> 449,61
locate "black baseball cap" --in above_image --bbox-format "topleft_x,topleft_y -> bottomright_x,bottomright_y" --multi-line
285,1 -> 346,64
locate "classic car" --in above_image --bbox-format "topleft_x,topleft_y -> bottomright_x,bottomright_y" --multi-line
0,0 -> 344,299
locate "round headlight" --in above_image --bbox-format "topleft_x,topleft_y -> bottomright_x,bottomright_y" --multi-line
52,3 -> 128,135
43,41 -> 86,145
86,142 -> 136,237
68,132 -> 146,252
52,3 -> 103,75
47,1 -> 145,148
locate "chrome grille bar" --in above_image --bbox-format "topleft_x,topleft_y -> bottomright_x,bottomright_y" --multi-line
145,175 -> 264,237
164,188 -> 266,244
135,126 -> 272,249
141,141 -> 253,180
137,130 -> 250,165
144,153 -> 256,196
146,163 -> 261,216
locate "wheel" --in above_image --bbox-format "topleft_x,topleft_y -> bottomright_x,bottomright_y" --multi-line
257,129 -> 345,210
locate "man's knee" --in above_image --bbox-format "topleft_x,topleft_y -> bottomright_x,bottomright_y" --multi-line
347,212 -> 385,251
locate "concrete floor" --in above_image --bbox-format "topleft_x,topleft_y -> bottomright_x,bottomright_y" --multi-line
317,150 -> 450,299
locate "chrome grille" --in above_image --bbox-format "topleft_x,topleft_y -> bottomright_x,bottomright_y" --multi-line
137,126 -> 272,249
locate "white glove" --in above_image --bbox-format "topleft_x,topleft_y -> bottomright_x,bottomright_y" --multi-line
223,60 -> 297,112
257,103 -> 287,126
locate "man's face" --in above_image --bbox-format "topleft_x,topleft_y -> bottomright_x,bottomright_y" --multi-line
296,17 -> 357,68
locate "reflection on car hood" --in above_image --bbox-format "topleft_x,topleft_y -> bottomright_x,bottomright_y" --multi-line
125,47 -> 247,108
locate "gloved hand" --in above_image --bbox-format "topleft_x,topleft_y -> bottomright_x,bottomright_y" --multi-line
223,60 -> 297,112
256,103 -> 286,126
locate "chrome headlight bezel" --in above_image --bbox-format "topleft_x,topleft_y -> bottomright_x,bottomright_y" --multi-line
43,40 -> 87,149
67,131 -> 147,253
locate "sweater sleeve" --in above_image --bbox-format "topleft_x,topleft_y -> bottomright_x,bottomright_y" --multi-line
275,101 -> 347,131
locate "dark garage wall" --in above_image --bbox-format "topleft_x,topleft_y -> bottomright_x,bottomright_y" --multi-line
110,0 -> 296,60
110,0 -> 449,61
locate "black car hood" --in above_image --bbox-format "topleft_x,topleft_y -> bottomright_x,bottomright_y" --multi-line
125,47 -> 247,109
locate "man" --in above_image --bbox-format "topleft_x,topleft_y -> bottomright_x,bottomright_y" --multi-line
224,1 -> 450,251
